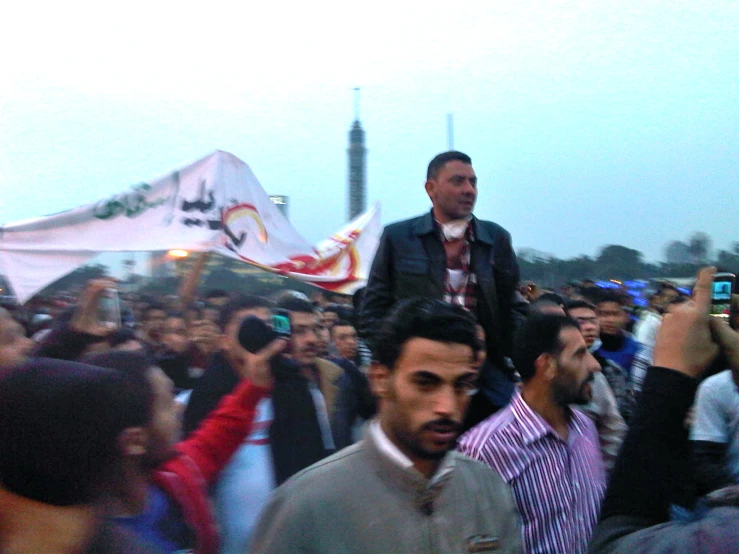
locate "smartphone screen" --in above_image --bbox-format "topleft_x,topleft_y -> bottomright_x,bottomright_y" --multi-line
710,273 -> 735,318
271,309 -> 292,338
712,274 -> 734,303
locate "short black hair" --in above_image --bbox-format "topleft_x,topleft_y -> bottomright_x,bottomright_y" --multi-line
528,299 -> 565,315
219,294 -> 273,329
275,294 -> 316,315
512,313 -> 580,382
82,351 -> 154,428
205,289 -> 229,300
372,298 -> 480,370
0,359 -> 136,506
582,287 -> 626,307
565,299 -> 597,313
427,151 -> 472,181
331,320 -> 356,338
537,292 -> 564,306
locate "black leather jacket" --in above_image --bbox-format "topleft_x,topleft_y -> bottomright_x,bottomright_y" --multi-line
359,211 -> 527,371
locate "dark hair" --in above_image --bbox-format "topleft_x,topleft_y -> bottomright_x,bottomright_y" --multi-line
582,287 -> 626,308
565,299 -> 597,313
330,320 -> 355,338
107,327 -> 138,348
323,304 -> 341,316
537,292 -> 564,306
205,289 -> 229,300
512,314 -> 580,382
528,299 -> 565,315
372,298 -> 480,369
143,302 -> 166,319
218,294 -> 273,329
275,294 -> 316,315
352,287 -> 366,313
82,351 -> 154,428
427,151 -> 472,181
0,359 -> 134,506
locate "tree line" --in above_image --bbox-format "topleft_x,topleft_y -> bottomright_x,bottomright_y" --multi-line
518,232 -> 739,289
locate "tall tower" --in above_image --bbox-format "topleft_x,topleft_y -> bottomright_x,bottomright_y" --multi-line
347,87 -> 367,220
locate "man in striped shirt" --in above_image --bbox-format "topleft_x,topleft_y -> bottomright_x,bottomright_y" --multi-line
458,313 -> 606,554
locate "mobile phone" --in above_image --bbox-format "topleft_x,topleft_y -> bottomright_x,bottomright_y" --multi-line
271,308 -> 292,338
710,272 -> 735,318
98,288 -> 121,328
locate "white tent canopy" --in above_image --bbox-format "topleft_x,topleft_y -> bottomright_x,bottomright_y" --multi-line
0,151 -> 381,303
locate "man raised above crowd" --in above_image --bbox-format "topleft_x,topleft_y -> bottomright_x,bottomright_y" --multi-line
360,151 -> 527,426
251,298 -> 521,554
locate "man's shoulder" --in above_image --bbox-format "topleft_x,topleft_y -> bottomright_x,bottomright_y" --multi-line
451,450 -> 510,483
382,214 -> 428,236
696,370 -> 736,403
700,369 -> 734,390
473,217 -> 511,238
571,407 -> 600,440
277,443 -> 369,496
458,406 -> 520,455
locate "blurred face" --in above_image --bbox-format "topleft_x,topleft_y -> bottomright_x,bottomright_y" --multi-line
567,307 -> 600,347
425,160 -> 477,223
145,367 -> 182,466
188,319 -> 221,356
658,289 -> 679,311
596,301 -> 627,336
332,324 -> 358,360
290,311 -> 321,367
162,316 -> 189,354
143,309 -> 166,340
0,313 -> 34,369
322,311 -> 339,329
372,338 -> 477,474
550,327 -> 599,406
202,307 -> 220,325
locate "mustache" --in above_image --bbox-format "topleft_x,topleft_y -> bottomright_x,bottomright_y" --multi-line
423,419 -> 462,433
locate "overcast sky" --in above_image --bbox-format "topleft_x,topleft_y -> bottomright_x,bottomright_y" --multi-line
1,0 -> 737,268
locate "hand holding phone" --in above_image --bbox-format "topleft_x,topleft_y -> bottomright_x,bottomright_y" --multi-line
71,279 -> 119,336
711,272 -> 735,318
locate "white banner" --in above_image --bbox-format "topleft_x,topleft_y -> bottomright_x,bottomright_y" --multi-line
0,151 -> 382,303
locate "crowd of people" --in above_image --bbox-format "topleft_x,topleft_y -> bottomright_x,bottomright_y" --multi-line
1,151 -> 738,554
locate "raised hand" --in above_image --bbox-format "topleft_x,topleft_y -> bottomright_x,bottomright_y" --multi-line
653,266 -> 719,378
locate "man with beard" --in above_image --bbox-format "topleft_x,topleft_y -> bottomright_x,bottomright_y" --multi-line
459,313 -> 605,554
251,298 -> 521,554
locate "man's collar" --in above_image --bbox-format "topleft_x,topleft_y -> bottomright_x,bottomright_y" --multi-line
588,339 -> 602,354
510,390 -> 583,446
414,210 -> 494,245
368,420 -> 455,484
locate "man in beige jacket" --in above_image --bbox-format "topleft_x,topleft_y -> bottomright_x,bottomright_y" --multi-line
251,298 -> 521,554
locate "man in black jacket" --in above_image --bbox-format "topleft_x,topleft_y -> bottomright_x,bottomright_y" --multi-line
360,151 -> 527,426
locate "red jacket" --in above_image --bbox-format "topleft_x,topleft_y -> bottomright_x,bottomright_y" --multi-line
152,379 -> 268,554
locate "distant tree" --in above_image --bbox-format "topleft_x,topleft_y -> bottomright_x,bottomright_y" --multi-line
595,245 -> 644,279
688,232 -> 712,264
716,242 -> 739,274
517,248 -> 553,264
665,240 -> 691,264
41,263 -> 109,294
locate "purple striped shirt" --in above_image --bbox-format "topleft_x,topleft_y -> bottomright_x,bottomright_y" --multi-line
458,391 -> 606,554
